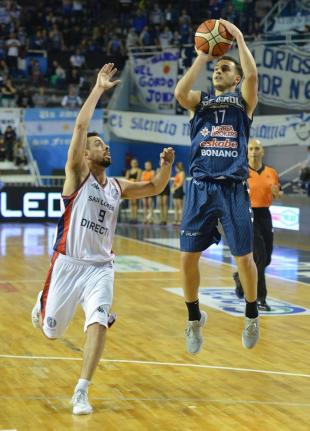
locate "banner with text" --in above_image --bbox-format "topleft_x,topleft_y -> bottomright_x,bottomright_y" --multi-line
108,110 -> 310,147
24,108 -> 103,175
129,50 -> 178,114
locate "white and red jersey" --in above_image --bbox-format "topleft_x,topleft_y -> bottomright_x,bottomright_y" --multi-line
53,172 -> 121,263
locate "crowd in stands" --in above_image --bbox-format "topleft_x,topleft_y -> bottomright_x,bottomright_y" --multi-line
0,0 -> 281,109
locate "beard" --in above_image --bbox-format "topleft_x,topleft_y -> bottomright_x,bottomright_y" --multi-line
101,158 -> 111,168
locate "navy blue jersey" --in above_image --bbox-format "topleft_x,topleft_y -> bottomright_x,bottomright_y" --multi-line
189,90 -> 252,180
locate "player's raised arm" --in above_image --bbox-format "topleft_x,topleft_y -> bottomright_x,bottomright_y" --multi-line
219,19 -> 258,118
174,50 -> 214,114
66,64 -> 120,172
118,148 -> 175,199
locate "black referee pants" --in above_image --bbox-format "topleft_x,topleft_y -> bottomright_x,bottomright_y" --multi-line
235,208 -> 273,302
252,208 -> 273,302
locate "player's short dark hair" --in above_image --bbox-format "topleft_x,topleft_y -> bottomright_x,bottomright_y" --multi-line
86,131 -> 100,149
217,56 -> 243,78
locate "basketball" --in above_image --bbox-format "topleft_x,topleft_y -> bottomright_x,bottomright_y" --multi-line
195,19 -> 234,57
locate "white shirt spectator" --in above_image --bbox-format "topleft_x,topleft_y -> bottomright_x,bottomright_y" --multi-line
70,52 -> 85,68
61,94 -> 82,108
6,38 -> 21,57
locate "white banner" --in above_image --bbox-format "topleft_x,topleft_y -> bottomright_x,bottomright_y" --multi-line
273,15 -> 310,32
108,110 -> 310,147
129,50 -> 178,114
0,108 -> 22,134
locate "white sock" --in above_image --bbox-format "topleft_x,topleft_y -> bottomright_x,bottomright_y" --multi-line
75,378 -> 90,392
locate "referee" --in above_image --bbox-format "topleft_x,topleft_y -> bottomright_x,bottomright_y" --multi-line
233,139 -> 282,311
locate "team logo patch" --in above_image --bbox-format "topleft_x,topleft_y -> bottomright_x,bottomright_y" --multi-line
164,288 -> 310,316
91,182 -> 100,190
111,186 -> 119,200
97,306 -> 107,313
47,317 -> 57,328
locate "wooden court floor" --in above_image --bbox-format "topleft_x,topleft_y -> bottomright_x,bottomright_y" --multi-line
0,223 -> 309,431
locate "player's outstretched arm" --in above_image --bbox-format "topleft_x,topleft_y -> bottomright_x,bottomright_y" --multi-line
118,148 -> 175,199
66,63 -> 120,172
219,19 -> 258,118
174,50 -> 214,114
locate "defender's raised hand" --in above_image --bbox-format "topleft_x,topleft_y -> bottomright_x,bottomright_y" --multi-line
160,147 -> 175,167
96,63 -> 121,91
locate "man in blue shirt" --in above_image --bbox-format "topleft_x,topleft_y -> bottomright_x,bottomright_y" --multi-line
174,19 -> 259,353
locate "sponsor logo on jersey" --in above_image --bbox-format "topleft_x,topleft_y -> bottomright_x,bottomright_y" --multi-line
81,218 -> 109,236
88,195 -> 115,211
201,148 -> 238,157
200,127 -> 210,137
211,125 -> 238,138
199,139 -> 238,149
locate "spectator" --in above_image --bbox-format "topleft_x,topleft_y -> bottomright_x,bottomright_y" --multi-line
132,8 -> 148,34
141,160 -> 155,223
159,25 -> 173,49
157,163 -> 171,225
6,32 -> 21,76
29,29 -> 48,50
16,87 -> 34,108
172,30 -> 182,47
139,25 -> 153,47
107,32 -> 125,57
1,78 -> 16,107
164,3 -> 179,29
125,158 -> 142,223
61,85 -> 82,108
28,59 -> 45,87
172,162 -> 185,225
14,140 -> 28,168
33,86 -> 49,107
126,27 -> 140,52
67,67 -> 84,88
48,24 -> 64,52
0,135 -> 6,161
300,145 -> 310,196
4,125 -> 17,162
0,59 -> 9,82
149,4 -> 165,26
70,48 -> 86,69
50,61 -> 66,88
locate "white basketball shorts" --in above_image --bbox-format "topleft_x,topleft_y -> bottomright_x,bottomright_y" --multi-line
41,252 -> 114,338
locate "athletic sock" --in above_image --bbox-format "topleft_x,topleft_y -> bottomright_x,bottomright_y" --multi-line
245,300 -> 258,319
186,300 -> 201,321
75,378 -> 90,393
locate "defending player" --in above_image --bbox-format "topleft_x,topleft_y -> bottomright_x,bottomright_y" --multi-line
31,63 -> 174,415
174,19 -> 259,353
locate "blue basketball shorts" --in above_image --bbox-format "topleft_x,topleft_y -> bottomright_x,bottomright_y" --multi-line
180,178 -> 253,256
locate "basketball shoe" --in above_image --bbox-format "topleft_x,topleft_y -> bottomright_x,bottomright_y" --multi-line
242,316 -> 259,349
71,389 -> 93,415
185,310 -> 207,354
31,290 -> 43,328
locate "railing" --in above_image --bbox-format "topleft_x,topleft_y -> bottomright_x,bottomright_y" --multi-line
20,122 -> 42,186
260,0 -> 290,33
